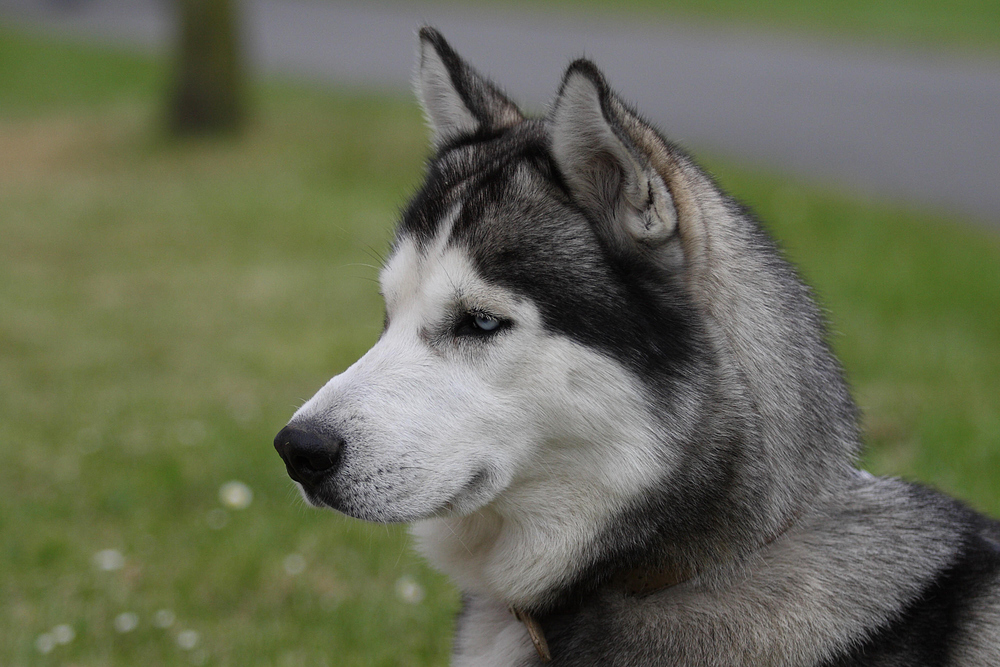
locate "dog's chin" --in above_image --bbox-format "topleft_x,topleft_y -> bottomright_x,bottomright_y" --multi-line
303,489 -> 427,523
297,468 -> 500,523
297,485 -> 452,524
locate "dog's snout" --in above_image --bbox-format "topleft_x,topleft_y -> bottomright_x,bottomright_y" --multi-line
274,425 -> 342,485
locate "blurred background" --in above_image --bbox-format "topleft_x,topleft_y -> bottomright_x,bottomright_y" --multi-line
1,1 -> 998,665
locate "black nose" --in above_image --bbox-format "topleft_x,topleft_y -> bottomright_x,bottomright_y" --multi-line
273,425 -> 342,485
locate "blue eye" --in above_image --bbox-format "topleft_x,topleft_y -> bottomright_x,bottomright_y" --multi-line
456,312 -> 507,337
474,314 -> 500,331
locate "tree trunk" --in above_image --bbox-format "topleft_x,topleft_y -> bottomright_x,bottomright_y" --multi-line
169,0 -> 245,135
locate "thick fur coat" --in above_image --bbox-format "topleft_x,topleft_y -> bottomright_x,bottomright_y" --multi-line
275,28 -> 1000,666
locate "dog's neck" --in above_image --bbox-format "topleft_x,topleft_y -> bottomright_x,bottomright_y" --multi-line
426,498 -> 807,665
448,476 -> 964,667
411,493 -> 616,611
411,475 -> 812,614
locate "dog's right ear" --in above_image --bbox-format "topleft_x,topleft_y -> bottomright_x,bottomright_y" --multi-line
415,27 -> 523,148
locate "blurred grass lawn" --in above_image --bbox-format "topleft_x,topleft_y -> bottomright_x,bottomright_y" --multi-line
2,26 -> 999,667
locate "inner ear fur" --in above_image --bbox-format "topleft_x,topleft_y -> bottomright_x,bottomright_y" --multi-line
549,60 -> 678,248
415,27 -> 524,148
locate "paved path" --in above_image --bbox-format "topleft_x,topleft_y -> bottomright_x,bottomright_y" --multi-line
3,0 -> 999,226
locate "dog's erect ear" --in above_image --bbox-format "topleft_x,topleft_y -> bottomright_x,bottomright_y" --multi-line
549,61 -> 677,247
415,27 -> 523,148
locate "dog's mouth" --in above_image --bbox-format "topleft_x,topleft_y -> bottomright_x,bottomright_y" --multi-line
301,465 -> 497,523
291,464 -> 495,523
275,423 -> 503,521
289,475 -> 343,512
438,468 -> 495,516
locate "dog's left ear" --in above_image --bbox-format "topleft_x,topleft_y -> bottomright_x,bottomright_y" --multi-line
416,27 -> 523,148
549,61 -> 677,247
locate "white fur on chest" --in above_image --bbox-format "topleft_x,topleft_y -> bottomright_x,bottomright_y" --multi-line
452,597 -> 536,667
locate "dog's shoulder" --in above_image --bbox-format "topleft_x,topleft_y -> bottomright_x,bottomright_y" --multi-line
524,479 -> 1000,666
819,486 -> 1000,666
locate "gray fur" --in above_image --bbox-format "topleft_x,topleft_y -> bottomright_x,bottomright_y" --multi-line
275,27 -> 1000,665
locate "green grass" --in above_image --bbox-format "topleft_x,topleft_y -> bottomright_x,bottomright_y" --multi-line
407,0 -> 1000,54
1,27 -> 999,666
1,29 -> 452,667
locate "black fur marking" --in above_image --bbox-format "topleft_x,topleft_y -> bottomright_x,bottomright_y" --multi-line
398,121 -> 570,245
402,120 -> 704,394
822,489 -> 1000,667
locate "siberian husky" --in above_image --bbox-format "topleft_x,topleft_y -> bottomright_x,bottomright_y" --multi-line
275,27 -> 1000,666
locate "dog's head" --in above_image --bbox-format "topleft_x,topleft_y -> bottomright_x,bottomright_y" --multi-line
274,31 -> 857,593
274,28 -> 710,525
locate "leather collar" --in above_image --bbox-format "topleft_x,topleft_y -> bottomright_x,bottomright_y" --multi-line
510,606 -> 552,662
